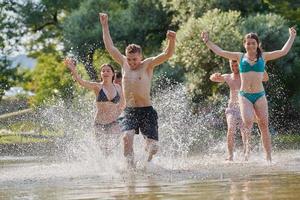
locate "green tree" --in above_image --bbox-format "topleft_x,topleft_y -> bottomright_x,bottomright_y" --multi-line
0,2 -> 18,100
161,0 -> 219,25
62,0 -> 110,80
263,0 -> 300,26
212,0 -> 269,16
0,57 -> 17,100
15,67 -> 34,92
63,0 -> 172,80
30,52 -> 74,106
0,1 -> 21,52
171,9 -> 243,102
161,0 -> 269,26
2,0 -> 81,53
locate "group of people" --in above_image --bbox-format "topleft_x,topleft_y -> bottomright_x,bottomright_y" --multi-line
64,12 -> 297,166
210,60 -> 269,161
203,27 -> 296,162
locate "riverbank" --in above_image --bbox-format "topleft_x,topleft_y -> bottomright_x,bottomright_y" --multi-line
0,141 -> 60,156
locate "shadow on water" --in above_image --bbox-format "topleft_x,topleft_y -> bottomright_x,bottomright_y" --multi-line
1,84 -> 300,199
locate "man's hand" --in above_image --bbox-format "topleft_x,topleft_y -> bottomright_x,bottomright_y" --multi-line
210,73 -> 221,79
167,30 -> 176,41
99,13 -> 108,26
210,72 -> 225,82
289,26 -> 297,38
64,57 -> 76,71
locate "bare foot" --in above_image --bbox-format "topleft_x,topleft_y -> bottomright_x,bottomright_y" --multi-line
244,145 -> 250,161
266,155 -> 272,164
244,153 -> 249,161
243,145 -> 246,155
146,144 -> 158,162
126,157 -> 136,169
225,155 -> 233,161
147,153 -> 154,162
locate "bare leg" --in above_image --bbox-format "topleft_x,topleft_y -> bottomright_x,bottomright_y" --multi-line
225,113 -> 237,161
240,123 -> 247,156
239,95 -> 255,161
145,138 -> 159,162
94,129 -> 110,156
123,130 -> 135,167
254,97 -> 272,163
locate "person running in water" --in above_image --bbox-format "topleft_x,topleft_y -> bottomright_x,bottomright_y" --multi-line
99,13 -> 176,167
210,60 -> 268,161
202,26 -> 296,162
64,59 -> 124,153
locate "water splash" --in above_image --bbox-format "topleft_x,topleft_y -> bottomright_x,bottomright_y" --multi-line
153,83 -> 227,158
1,80 -> 299,186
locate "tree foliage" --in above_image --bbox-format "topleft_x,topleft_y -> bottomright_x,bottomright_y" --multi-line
0,57 -> 17,100
263,0 -> 300,26
161,0 -> 269,26
29,52 -> 74,106
0,4 -> 18,100
2,0 -> 81,53
63,0 -> 173,80
172,9 -> 243,102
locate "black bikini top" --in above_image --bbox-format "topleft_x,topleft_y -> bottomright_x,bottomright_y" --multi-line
96,85 -> 120,104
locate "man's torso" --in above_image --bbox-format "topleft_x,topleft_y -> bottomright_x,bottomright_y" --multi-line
122,61 -> 153,107
225,73 -> 241,108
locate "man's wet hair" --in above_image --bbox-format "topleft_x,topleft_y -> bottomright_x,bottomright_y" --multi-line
115,71 -> 122,79
126,44 -> 142,54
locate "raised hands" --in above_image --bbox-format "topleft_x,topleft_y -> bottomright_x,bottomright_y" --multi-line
99,13 -> 108,26
289,26 -> 297,38
201,31 -> 209,43
64,57 -> 76,71
167,30 -> 176,41
210,72 -> 221,79
210,73 -> 224,82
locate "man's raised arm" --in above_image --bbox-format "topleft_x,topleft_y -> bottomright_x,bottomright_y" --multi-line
147,30 -> 176,68
99,13 -> 124,65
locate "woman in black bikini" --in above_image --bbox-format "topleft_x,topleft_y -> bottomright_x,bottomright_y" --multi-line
64,58 -> 124,141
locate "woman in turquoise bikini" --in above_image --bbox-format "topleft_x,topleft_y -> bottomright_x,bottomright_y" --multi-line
201,27 -> 297,162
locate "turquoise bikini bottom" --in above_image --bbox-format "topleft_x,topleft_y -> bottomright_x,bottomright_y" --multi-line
239,91 -> 266,104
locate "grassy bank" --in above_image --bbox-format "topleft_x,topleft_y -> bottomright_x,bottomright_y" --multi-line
1,109 -> 64,145
273,134 -> 300,150
0,134 -> 48,144
0,96 -> 29,115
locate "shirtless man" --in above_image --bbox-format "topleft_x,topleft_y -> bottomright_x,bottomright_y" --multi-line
210,60 -> 268,161
99,13 -> 176,166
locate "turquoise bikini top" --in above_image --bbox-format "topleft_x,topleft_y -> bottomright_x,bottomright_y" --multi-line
239,54 -> 265,73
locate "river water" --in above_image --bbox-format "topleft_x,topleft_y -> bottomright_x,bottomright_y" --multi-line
1,85 -> 300,199
1,149 -> 300,200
